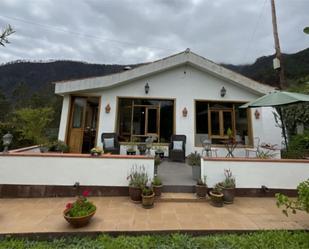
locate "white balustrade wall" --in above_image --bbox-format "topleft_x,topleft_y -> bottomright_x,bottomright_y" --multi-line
0,154 -> 154,186
201,158 -> 309,189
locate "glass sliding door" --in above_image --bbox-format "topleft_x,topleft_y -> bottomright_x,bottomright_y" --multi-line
117,98 -> 174,143
195,101 -> 252,146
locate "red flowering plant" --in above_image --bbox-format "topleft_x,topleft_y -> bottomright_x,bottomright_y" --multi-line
64,190 -> 96,217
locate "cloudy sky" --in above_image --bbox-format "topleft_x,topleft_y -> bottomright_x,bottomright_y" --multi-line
0,0 -> 308,65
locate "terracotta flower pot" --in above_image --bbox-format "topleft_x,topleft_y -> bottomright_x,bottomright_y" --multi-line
153,185 -> 163,197
63,208 -> 96,228
195,184 -> 207,198
222,187 -> 235,204
129,186 -> 142,202
209,190 -> 224,207
142,192 -> 155,209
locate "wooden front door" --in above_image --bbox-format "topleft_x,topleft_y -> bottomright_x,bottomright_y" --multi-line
68,97 -> 87,153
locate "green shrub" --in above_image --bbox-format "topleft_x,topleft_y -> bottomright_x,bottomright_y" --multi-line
187,151 -> 201,166
276,178 -> 309,216
284,131 -> 309,158
152,175 -> 162,186
0,231 -> 308,249
47,140 -> 69,153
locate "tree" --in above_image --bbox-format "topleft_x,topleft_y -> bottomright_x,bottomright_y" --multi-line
0,88 -> 11,122
276,179 -> 309,216
304,27 -> 309,34
0,25 -> 15,46
14,107 -> 54,145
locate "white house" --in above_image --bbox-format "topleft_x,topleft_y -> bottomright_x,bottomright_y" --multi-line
54,49 -> 282,157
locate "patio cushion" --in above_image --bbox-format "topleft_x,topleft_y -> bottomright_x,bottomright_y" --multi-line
104,138 -> 114,149
173,141 -> 183,150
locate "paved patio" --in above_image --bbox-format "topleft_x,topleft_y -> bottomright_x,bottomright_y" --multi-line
0,196 -> 308,234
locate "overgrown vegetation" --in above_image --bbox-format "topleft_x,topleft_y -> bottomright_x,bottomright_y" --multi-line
282,131 -> 309,159
0,231 -> 308,248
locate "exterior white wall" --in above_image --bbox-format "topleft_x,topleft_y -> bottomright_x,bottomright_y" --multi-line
58,65 -> 282,155
0,155 -> 154,186
201,159 -> 309,189
58,95 -> 70,141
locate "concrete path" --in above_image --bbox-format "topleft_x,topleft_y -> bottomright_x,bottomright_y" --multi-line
158,160 -> 196,186
0,197 -> 308,234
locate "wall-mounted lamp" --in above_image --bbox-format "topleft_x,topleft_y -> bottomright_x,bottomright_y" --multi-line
2,132 -> 13,153
145,82 -> 150,94
182,107 -> 188,117
254,109 -> 260,119
220,87 -> 226,97
105,104 -> 111,113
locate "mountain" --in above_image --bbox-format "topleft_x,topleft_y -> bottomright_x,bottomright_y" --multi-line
0,60 -> 141,99
222,48 -> 309,87
0,48 -> 308,104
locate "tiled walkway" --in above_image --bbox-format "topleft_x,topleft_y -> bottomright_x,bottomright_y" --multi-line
0,196 -> 308,234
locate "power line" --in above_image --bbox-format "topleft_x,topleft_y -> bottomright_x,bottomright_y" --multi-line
241,0 -> 267,64
0,14 -> 176,53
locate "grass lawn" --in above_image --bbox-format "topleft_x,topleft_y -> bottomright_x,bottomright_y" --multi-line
0,231 -> 308,249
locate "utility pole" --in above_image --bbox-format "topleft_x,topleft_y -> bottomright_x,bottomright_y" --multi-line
270,0 -> 285,89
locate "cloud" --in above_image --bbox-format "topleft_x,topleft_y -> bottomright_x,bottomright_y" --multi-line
0,0 -> 308,65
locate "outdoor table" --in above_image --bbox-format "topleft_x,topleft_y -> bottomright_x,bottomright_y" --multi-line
221,140 -> 238,157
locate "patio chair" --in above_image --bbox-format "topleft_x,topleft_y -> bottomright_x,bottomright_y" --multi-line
200,138 -> 218,157
169,134 -> 186,162
101,133 -> 120,154
245,137 -> 260,157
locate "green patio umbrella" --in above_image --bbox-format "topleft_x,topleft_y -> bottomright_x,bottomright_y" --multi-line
240,91 -> 309,151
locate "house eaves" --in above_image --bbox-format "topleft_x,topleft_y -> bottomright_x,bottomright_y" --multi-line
54,50 -> 274,95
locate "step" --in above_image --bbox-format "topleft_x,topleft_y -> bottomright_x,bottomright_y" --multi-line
157,192 -> 208,202
163,185 -> 195,193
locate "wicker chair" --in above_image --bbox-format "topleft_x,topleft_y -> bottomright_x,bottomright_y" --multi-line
169,135 -> 186,162
101,133 -> 120,154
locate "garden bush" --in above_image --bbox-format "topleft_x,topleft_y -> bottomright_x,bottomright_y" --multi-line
0,231 -> 308,249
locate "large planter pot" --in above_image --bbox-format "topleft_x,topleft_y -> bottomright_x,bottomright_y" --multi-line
209,191 -> 224,207
153,185 -> 163,197
191,165 -> 201,181
129,186 -> 142,202
63,208 -> 96,228
142,192 -> 155,208
195,184 -> 207,198
222,187 -> 236,204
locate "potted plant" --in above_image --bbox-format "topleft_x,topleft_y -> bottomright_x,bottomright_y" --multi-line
195,176 -> 207,198
154,155 -> 162,174
126,140 -> 137,155
154,146 -> 165,159
63,190 -> 96,228
127,165 -> 148,202
220,169 -> 236,204
48,140 -> 70,153
142,185 -> 155,208
187,151 -> 201,180
152,175 -> 163,197
90,147 -> 103,156
209,184 -> 224,207
138,144 -> 147,155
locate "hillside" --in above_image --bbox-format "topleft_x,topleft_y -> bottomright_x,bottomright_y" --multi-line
222,48 -> 309,87
0,48 -> 308,107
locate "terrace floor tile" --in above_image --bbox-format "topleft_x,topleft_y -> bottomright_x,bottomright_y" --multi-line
0,197 -> 308,234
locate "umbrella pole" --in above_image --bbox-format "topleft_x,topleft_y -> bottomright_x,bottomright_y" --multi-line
278,107 -> 288,152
